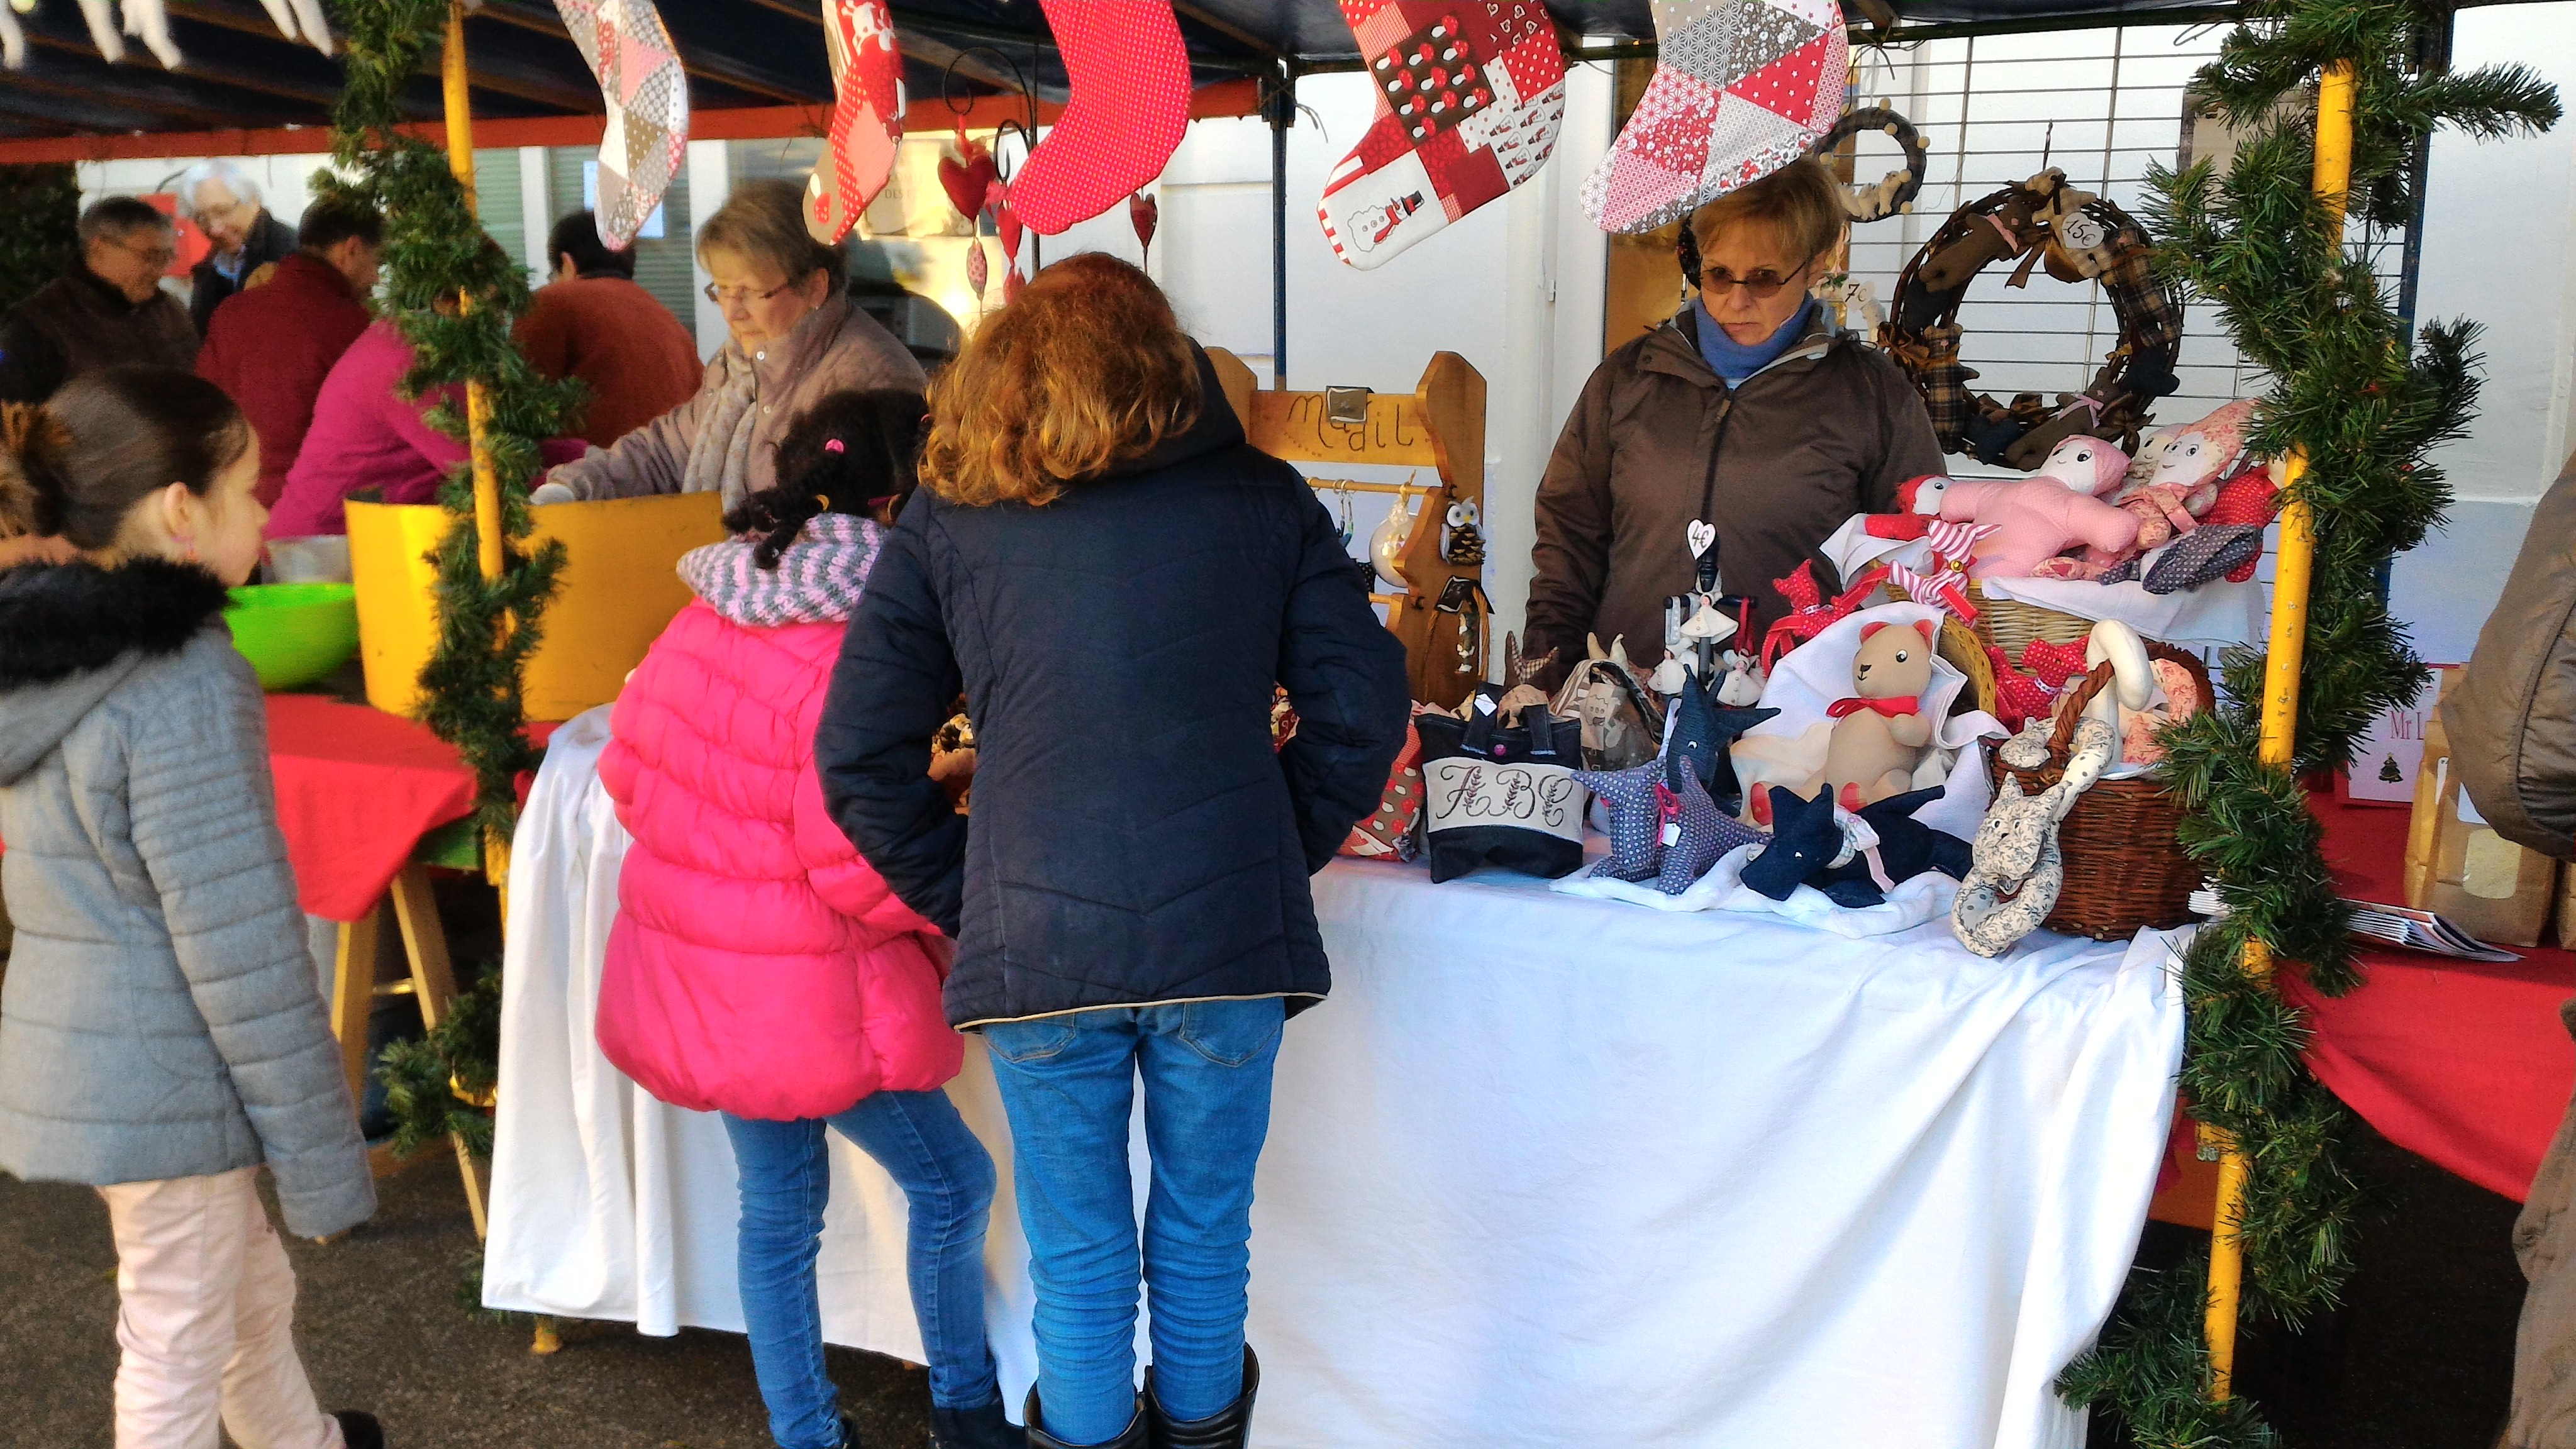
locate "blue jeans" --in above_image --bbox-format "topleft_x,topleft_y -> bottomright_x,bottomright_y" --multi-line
982,999 -> 1286,1446
722,1089 -> 1001,1449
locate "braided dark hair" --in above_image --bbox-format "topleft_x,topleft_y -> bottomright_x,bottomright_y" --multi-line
726,389 -> 928,570
1675,221 -> 1702,291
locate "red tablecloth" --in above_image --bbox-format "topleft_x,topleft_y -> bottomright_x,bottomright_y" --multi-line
264,695 -> 478,922
2294,795 -> 2576,1201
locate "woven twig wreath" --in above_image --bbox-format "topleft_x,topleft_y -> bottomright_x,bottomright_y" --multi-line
1809,106 -> 1926,223
1877,167 -> 2184,469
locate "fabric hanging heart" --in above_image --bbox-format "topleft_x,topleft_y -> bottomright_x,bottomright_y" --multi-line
938,129 -> 1001,223
556,0 -> 691,248
1316,0 -> 1568,269
965,238 -> 989,303
1130,191 -> 1160,264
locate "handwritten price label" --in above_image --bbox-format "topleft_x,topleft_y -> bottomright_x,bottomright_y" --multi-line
1423,758 -> 1588,844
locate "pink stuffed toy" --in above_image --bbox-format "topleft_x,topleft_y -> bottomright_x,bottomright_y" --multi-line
1938,436 -> 2140,579
2114,400 -> 2255,550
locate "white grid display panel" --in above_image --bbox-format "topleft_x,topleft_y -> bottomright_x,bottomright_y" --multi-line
1841,25 -> 2256,471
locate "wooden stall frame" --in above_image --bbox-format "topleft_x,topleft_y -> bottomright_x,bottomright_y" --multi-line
1204,348 -> 1489,708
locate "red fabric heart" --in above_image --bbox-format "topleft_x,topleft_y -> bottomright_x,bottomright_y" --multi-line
938,149 -> 999,223
1130,191 -> 1159,252
1003,264 -> 1028,304
993,197 -> 1024,261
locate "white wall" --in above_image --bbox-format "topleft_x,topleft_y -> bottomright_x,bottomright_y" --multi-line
2389,3 -> 2576,663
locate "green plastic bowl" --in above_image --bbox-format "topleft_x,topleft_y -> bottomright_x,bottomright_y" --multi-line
225,582 -> 360,691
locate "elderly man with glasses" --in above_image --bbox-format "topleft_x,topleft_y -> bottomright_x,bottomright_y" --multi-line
0,196 -> 199,405
1524,157 -> 1944,692
176,160 -> 300,337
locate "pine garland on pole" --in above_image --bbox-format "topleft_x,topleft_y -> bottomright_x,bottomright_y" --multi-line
0,162 -> 77,316
2058,1 -> 2556,1441
321,0 -> 581,1154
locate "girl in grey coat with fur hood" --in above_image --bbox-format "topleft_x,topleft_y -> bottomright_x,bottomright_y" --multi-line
0,369 -> 382,1449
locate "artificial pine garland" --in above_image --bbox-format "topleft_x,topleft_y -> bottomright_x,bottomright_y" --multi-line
2058,0 -> 2557,1440
322,0 -> 580,1153
0,163 -> 77,316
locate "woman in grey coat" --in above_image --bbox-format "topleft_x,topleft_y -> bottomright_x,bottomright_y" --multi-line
0,368 -> 380,1449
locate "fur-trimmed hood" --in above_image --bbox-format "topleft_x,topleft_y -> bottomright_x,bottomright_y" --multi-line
0,557 -> 233,786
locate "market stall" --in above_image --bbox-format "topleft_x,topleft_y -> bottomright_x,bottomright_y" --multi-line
485,709 -> 2185,1449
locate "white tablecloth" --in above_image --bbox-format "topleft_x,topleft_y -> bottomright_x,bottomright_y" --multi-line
487,714 -> 2185,1448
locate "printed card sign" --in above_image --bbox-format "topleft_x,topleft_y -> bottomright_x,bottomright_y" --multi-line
2342,667 -> 2454,807
1423,757 -> 1587,844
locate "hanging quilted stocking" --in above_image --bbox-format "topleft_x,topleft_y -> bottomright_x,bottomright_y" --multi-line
806,0 -> 905,244
1581,0 -> 1847,235
1315,0 -> 1567,269
1007,0 -> 1192,236
557,0 -> 691,248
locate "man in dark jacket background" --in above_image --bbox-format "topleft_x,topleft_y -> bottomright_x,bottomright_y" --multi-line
0,197 -> 197,404
176,160 -> 299,337
513,209 -> 705,448
195,197 -> 384,508
2450,447 -> 2576,1449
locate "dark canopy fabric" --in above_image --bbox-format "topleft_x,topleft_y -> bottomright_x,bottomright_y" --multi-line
0,0 -> 2302,140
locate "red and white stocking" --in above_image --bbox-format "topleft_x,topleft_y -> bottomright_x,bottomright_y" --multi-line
1007,0 -> 1194,236
556,0 -> 691,248
806,0 -> 906,243
1317,0 -> 1566,269
1580,0 -> 1846,235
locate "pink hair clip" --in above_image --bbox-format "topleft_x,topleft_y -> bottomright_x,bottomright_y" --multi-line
824,438 -> 845,453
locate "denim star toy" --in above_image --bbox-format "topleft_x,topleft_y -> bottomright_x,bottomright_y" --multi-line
1653,752 -> 1763,895
1665,667 -> 1780,811
1572,760 -> 1667,883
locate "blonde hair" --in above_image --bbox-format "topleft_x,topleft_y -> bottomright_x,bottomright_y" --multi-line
1688,157 -> 1847,270
919,253 -> 1201,508
697,178 -> 846,295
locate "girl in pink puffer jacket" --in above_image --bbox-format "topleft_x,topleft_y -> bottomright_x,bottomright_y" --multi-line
596,391 -> 1019,1449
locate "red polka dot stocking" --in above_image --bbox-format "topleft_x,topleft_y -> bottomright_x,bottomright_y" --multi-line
1580,0 -> 1848,235
1317,1 -> 1567,270
805,0 -> 906,244
1007,0 -> 1193,236
555,0 -> 691,248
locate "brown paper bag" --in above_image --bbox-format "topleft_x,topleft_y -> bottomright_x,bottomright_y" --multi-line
2407,668 -> 2560,947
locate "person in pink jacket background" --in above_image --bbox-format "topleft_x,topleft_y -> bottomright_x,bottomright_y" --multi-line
596,390 -> 1017,1449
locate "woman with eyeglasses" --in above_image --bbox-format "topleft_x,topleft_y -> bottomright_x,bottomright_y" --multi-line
533,179 -> 926,510
1524,156 -> 1942,691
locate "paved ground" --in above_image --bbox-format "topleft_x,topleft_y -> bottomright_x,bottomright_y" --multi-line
0,1157 -> 931,1449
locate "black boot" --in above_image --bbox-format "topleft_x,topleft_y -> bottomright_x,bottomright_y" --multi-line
931,1396 -> 1028,1449
1143,1348 -> 1258,1449
332,1411 -> 384,1449
1021,1384 -> 1148,1449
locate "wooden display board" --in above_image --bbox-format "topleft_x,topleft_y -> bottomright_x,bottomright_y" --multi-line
1204,348 -> 1488,709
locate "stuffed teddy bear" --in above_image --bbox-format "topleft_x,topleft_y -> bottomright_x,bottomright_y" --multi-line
1940,435 -> 2140,579
1802,618 -> 1938,810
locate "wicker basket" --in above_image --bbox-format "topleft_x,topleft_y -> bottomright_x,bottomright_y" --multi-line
1935,615 -> 1998,719
1992,642 -> 2212,940
1968,578 -> 2093,656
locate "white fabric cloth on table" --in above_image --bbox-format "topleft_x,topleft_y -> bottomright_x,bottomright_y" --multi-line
486,728 -> 2185,1449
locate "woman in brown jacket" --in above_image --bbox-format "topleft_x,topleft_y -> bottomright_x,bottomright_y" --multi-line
1526,158 -> 1942,689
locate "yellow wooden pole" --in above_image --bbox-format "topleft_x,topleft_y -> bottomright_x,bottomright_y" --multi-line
2204,57 -> 2357,1402
439,0 -> 515,897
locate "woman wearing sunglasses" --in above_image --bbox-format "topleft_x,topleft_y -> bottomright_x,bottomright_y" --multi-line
534,179 -> 925,510
1524,156 -> 1943,689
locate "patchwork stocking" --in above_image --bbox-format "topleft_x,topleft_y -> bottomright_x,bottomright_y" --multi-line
1580,0 -> 1848,235
806,0 -> 906,243
1316,0 -> 1567,269
557,0 -> 691,248
1008,0 -> 1193,236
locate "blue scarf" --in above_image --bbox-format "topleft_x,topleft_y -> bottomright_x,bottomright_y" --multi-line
1691,297 -> 1818,386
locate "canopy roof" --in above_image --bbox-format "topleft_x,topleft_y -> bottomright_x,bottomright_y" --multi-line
0,0 -> 2261,147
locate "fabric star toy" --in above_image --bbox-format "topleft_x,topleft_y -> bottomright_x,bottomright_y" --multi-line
805,0 -> 906,243
1663,666 -> 1777,811
557,0 -> 691,248
1580,0 -> 1848,234
1575,759 -> 1675,884
1008,0 -> 1193,234
1317,0 -> 1568,269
